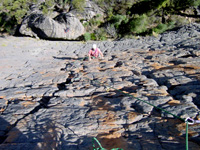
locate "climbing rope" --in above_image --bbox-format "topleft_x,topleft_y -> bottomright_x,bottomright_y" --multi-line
93,137 -> 104,150
185,117 -> 200,150
93,137 -> 123,150
186,121 -> 189,150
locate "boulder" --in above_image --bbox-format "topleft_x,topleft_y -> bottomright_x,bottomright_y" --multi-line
19,13 -> 85,40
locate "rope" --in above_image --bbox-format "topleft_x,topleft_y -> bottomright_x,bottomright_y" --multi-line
93,137 -> 123,150
185,117 -> 200,150
186,121 -> 189,150
93,137 -> 105,150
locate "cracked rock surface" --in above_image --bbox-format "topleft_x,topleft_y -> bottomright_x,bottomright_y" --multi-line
0,24 -> 200,150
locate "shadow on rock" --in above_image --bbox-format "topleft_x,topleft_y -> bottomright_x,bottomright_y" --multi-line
53,56 -> 88,61
151,118 -> 200,149
0,116 -> 40,150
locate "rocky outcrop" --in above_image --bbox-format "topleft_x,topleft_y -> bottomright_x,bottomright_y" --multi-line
1,24 -> 200,149
18,0 -> 105,40
18,0 -> 104,40
19,13 -> 85,40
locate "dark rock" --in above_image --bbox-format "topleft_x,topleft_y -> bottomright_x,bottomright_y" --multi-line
114,61 -> 123,67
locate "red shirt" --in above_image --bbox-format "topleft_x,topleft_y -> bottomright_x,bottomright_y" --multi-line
89,48 -> 100,57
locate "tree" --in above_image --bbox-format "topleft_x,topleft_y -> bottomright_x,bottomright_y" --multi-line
0,0 -> 68,33
0,0 -> 31,33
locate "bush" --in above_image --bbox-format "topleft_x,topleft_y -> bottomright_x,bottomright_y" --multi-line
129,14 -> 148,34
72,0 -> 86,12
83,32 -> 91,41
0,12 -> 17,34
91,33 -> 96,40
109,14 -> 129,29
105,23 -> 117,38
152,23 -> 168,34
169,15 -> 189,26
89,17 -> 102,27
167,21 -> 176,29
94,28 -> 107,41
152,21 -> 176,34
0,0 -> 28,24
84,14 -> 103,33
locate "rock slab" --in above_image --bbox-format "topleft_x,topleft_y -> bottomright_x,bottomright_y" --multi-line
1,24 -> 200,150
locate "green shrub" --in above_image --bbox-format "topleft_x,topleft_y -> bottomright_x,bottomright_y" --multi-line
72,0 -> 86,12
40,0 -> 54,14
91,33 -> 96,40
15,9 -> 27,23
107,7 -> 114,19
1,0 -> 28,24
94,28 -> 107,41
109,14 -> 129,29
105,23 -> 117,38
84,14 -> 103,33
96,0 -> 105,7
89,17 -> 102,27
129,14 -> 148,34
83,32 -> 91,41
148,15 -> 160,25
83,14 -> 102,31
153,23 -> 168,34
167,21 -> 176,29
152,20 -> 176,34
169,15 -> 189,26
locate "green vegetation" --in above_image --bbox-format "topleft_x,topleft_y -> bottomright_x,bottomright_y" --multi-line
0,0 -> 85,34
72,0 -> 85,11
0,0 -> 199,39
153,23 -> 170,34
129,14 -> 148,34
109,15 -> 129,29
83,32 -> 91,41
84,0 -> 200,40
0,0 -> 31,33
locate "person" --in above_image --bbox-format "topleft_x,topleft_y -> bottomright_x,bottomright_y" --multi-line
88,44 -> 104,61
64,28 -> 70,33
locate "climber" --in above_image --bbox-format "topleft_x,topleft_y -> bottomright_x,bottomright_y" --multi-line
64,28 -> 70,33
88,44 -> 104,61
